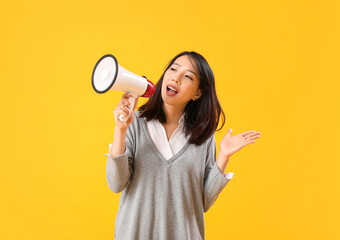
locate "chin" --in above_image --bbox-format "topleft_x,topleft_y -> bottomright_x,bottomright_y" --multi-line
162,97 -> 176,106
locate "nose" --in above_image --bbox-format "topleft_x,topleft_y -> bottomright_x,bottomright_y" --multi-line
171,75 -> 180,84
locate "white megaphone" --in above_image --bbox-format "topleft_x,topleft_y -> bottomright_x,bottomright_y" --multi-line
91,54 -> 155,122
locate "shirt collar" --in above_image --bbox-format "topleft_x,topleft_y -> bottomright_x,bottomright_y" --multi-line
147,113 -> 185,127
178,113 -> 185,128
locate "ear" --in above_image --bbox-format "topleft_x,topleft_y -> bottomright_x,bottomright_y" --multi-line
193,89 -> 203,101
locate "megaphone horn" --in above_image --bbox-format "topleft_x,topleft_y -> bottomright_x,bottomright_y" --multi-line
91,54 -> 155,122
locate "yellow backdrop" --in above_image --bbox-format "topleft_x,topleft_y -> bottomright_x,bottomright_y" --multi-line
1,0 -> 339,239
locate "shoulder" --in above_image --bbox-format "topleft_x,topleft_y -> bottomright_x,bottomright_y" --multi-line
193,132 -> 216,151
135,110 -> 142,118
133,110 -> 145,125
202,133 -> 216,153
206,132 -> 216,145
128,110 -> 145,133
126,110 -> 141,133
131,110 -> 143,124
125,111 -> 145,145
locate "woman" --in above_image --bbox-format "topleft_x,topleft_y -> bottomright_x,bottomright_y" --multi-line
105,51 -> 261,239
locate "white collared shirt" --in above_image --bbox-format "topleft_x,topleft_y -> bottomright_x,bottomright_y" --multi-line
109,114 -> 234,179
145,113 -> 190,160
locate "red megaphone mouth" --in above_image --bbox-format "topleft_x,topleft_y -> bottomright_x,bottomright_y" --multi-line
141,76 -> 156,98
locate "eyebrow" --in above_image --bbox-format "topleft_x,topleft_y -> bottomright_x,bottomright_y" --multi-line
173,63 -> 197,76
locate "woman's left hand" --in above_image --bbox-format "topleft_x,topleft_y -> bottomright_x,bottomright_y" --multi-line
219,129 -> 261,159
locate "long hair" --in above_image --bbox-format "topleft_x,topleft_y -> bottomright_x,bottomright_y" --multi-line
138,51 -> 225,146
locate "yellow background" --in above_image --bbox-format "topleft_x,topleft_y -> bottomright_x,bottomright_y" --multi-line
1,0 -> 339,239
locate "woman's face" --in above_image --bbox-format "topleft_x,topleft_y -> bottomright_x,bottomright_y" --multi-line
161,55 -> 202,108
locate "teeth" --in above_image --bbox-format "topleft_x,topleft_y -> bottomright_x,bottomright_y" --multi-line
168,86 -> 177,92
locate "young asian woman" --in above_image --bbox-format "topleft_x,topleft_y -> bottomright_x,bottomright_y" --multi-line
105,51 -> 262,240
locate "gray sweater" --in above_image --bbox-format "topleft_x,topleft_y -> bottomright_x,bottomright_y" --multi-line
105,111 -> 232,240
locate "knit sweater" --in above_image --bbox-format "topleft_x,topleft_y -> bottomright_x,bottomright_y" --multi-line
105,110 -> 233,240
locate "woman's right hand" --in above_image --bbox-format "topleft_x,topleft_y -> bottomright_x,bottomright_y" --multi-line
113,93 -> 139,131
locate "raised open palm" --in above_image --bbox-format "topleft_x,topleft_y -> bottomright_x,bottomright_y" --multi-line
220,129 -> 261,158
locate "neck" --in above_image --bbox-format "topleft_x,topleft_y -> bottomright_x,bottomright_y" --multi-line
162,102 -> 185,125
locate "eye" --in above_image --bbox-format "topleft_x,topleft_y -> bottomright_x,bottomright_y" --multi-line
170,67 -> 176,71
185,75 -> 193,80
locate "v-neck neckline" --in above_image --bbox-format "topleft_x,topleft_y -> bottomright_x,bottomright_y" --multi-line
138,115 -> 191,166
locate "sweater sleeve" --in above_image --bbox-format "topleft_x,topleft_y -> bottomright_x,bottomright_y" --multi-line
203,134 -> 233,212
104,124 -> 135,193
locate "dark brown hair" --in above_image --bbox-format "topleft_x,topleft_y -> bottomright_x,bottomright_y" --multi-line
138,51 -> 225,146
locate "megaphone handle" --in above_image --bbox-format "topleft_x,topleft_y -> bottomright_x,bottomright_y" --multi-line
118,95 -> 136,123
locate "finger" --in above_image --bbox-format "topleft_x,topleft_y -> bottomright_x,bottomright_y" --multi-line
121,96 -> 131,102
241,130 -> 257,137
116,103 -> 130,112
117,111 -> 128,122
121,106 -> 130,115
122,93 -> 132,99
245,135 -> 261,141
120,99 -> 131,107
244,140 -> 256,146
223,128 -> 233,138
246,132 -> 261,138
114,106 -> 129,116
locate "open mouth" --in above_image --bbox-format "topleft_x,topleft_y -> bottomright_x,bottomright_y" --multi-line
166,85 -> 178,95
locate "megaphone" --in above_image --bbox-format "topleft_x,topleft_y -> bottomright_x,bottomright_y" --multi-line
91,54 -> 155,122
